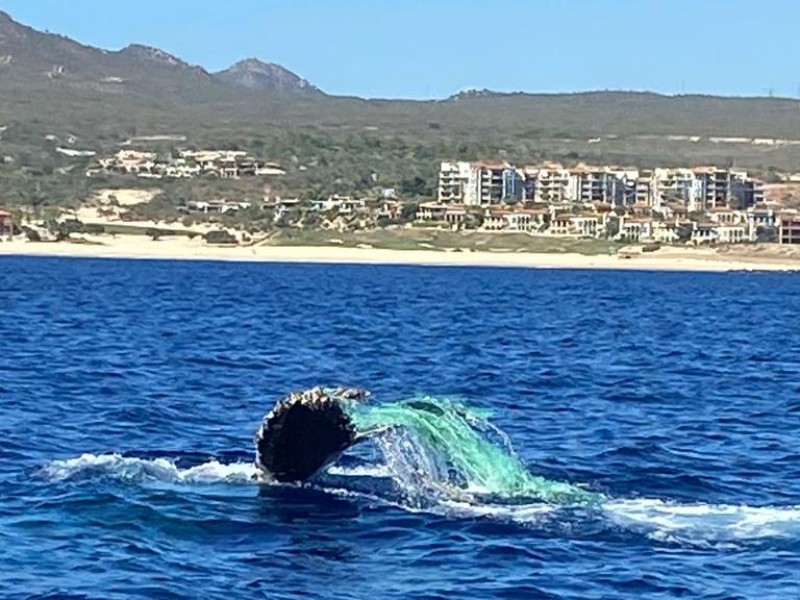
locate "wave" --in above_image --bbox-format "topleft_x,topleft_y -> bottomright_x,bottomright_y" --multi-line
37,395 -> 800,547
37,452 -> 800,547
603,498 -> 800,545
39,453 -> 258,484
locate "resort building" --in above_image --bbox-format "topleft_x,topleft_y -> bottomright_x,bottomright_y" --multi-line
709,208 -> 747,225
636,170 -> 655,207
654,168 -> 699,208
715,224 -> 749,244
0,210 -> 13,241
437,161 -> 525,205
692,222 -> 718,244
570,214 -> 604,238
432,160 -> 766,242
546,212 -> 606,238
92,149 -> 283,180
548,213 -> 575,236
508,209 -> 548,232
417,202 -> 448,221
574,166 -> 610,204
529,165 -> 573,204
730,172 -> 764,209
617,217 -> 654,243
779,213 -> 800,245
311,196 -> 367,215
651,221 -> 680,243
481,208 -> 547,233
693,167 -> 731,209
442,205 -> 467,227
747,205 -> 777,240
478,164 -> 506,204
437,161 -> 763,211
438,161 -> 473,203
608,169 -> 639,207
481,209 -> 509,231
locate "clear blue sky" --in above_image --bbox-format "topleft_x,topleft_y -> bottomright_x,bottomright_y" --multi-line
3,0 -> 799,99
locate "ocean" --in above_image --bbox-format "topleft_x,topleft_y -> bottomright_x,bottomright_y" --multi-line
2,256 -> 800,599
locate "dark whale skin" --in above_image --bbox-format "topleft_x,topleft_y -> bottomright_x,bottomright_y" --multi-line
254,388 -> 359,482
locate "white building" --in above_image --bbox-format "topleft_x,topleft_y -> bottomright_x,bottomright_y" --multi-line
530,166 -> 573,204
715,224 -> 748,244
618,217 -> 654,242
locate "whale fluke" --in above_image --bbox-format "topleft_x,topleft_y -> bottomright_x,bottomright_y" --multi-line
254,387 -> 367,482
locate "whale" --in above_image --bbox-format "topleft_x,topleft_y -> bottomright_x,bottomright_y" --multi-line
254,387 -> 368,482
254,386 -> 599,504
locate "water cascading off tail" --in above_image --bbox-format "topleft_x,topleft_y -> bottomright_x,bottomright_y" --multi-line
40,387 -> 800,545
253,387 -> 598,505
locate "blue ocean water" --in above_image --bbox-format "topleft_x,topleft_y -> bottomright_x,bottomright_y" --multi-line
2,256 -> 800,599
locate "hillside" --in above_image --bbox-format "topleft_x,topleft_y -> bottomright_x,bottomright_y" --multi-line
2,10 -> 800,208
215,59 -> 320,93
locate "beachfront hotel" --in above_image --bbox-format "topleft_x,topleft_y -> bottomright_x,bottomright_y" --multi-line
437,161 -> 764,210
428,161 -> 781,244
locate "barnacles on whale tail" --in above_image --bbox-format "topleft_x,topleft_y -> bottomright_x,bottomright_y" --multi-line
330,386 -> 371,402
253,386 -> 368,483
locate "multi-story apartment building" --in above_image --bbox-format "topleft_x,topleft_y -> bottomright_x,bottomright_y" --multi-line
779,213 -> 800,244
694,167 -> 732,210
730,172 -> 765,209
438,161 -> 525,205
574,167 -> 609,203
635,170 -> 655,207
479,164 -> 506,204
502,168 -> 526,203
438,161 -> 478,203
654,168 -> 699,208
530,165 -> 573,204
436,161 -> 763,213
437,161 -> 465,203
747,205 -> 776,241
608,169 -> 639,207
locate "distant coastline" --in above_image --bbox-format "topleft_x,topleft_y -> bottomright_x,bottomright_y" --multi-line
2,238 -> 799,273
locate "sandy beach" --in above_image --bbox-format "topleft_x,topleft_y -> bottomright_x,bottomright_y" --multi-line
1,236 -> 800,272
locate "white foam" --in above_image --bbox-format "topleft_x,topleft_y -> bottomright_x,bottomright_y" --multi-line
438,499 -> 556,522
40,453 -> 259,484
39,455 -> 800,545
603,498 -> 800,543
326,464 -> 393,478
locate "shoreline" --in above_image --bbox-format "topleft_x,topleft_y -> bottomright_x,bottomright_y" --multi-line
2,238 -> 800,272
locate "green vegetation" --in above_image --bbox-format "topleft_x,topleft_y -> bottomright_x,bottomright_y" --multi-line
262,228 -> 622,255
2,11 -> 799,235
203,230 -> 238,245
4,75 -> 800,215
83,222 -> 198,237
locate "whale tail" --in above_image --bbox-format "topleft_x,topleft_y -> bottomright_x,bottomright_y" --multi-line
254,388 -> 597,505
254,387 -> 367,482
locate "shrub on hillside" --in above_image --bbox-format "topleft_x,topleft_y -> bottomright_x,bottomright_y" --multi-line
23,227 -> 41,242
203,230 -> 237,245
83,223 -> 105,235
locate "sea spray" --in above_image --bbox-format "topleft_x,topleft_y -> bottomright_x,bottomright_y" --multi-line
344,395 -> 599,504
40,453 -> 258,484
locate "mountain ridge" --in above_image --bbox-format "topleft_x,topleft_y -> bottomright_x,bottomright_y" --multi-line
214,58 -> 320,94
2,6 -> 800,211
0,11 -> 316,95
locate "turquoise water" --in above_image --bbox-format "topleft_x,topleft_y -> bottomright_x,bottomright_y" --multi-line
347,396 -> 599,503
3,257 -> 800,599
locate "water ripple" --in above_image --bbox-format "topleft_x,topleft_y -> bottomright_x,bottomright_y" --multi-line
3,258 -> 800,598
